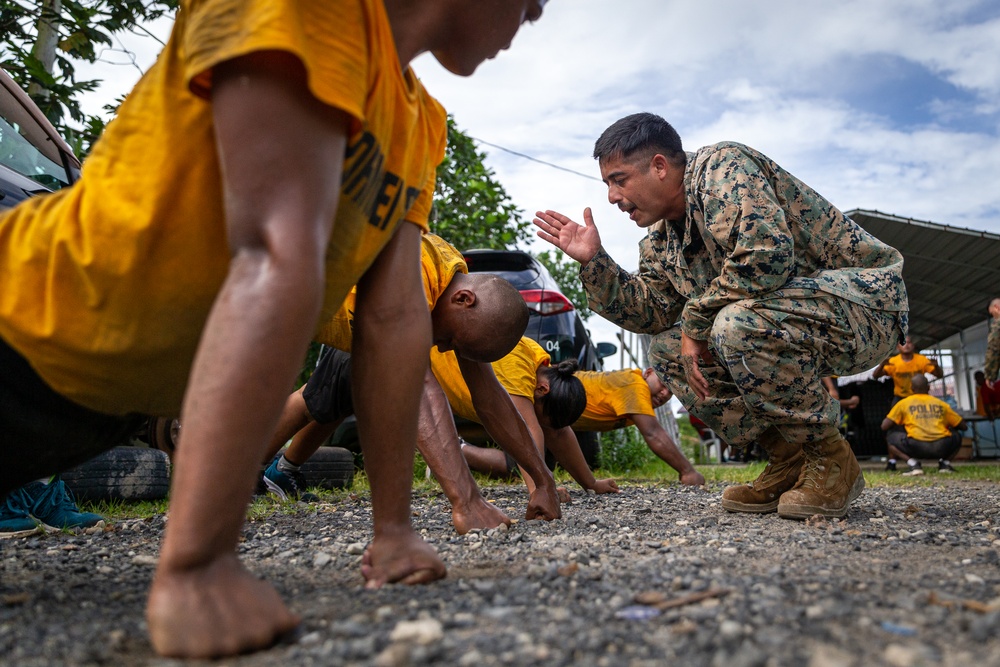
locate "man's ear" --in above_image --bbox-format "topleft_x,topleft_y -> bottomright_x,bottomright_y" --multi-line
451,288 -> 477,308
650,153 -> 670,178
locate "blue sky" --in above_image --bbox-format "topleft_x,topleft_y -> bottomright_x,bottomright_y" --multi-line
77,0 -> 1000,367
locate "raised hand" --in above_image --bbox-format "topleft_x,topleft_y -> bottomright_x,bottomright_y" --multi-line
533,208 -> 602,265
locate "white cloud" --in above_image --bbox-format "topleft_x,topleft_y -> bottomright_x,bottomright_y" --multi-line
69,2 -> 1000,369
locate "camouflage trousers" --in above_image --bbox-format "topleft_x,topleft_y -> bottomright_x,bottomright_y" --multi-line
650,286 -> 904,448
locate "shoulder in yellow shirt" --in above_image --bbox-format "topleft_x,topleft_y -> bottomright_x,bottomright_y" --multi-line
573,369 -> 654,432
316,233 -> 466,350
429,337 -> 549,423
0,0 -> 447,416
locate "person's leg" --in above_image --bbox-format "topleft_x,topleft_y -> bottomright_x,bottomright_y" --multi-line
649,329 -> 803,512
937,432 -> 962,472
461,444 -> 516,477
262,388 -> 313,464
263,348 -> 353,500
885,430 -> 910,470
1,336 -> 143,497
714,290 -> 898,519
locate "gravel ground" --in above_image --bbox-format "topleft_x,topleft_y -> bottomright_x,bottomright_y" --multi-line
2,476 -> 1000,667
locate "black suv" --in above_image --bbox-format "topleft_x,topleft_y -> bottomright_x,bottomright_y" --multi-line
462,248 -> 614,372
0,67 -> 80,211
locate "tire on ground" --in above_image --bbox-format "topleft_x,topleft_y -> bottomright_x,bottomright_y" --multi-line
61,446 -> 171,502
300,447 -> 355,490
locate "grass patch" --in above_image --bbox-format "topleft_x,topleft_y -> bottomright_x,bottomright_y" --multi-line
78,449 -> 1000,521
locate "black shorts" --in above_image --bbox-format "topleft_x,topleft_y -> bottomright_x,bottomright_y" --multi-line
302,347 -> 355,424
887,429 -> 962,460
0,335 -> 144,497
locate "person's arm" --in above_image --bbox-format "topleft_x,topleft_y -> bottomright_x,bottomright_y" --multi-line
872,359 -> 891,379
631,414 -> 704,486
534,208 -> 683,335
822,377 -> 839,400
352,222 -> 445,588
148,52 -> 349,657
881,417 -> 898,431
926,357 -> 945,379
415,369 -> 512,534
542,426 -> 619,494
985,318 -> 1000,383
458,357 -> 561,521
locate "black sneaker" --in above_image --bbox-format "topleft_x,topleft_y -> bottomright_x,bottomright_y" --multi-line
938,460 -> 956,473
263,459 -> 319,502
902,461 -> 924,477
885,460 -> 897,472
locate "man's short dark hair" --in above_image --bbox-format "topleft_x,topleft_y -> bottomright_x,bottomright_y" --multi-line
593,112 -> 685,168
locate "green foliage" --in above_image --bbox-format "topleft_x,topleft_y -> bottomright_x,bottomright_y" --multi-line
596,426 -> 655,473
430,115 -> 530,251
533,248 -> 592,319
0,0 -> 179,157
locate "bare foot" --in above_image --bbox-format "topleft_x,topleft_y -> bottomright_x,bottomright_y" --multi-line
452,497 -> 512,535
525,483 -> 562,520
146,553 -> 299,658
361,529 -> 446,589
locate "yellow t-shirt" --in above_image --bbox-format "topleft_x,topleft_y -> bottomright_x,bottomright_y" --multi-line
0,0 -> 446,415
573,369 -> 654,432
883,353 -> 937,397
886,394 -> 963,441
430,337 -> 550,423
315,233 -> 466,350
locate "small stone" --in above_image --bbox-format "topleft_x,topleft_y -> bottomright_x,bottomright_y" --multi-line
131,555 -> 157,566
389,618 -> 443,645
346,542 -> 366,555
313,552 -> 333,568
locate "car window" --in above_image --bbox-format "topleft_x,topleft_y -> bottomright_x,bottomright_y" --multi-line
0,113 -> 74,190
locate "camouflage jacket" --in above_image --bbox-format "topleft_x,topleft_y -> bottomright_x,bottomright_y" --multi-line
986,315 -> 1000,383
580,142 -> 909,340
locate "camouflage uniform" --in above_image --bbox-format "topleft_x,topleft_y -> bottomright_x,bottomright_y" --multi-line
580,142 -> 908,448
986,315 -> 1000,384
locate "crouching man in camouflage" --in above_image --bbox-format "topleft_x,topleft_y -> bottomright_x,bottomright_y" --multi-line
534,112 -> 908,520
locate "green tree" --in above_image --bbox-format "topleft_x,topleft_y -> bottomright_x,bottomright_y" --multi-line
0,0 -> 178,156
534,248 -> 592,319
430,115 -> 530,251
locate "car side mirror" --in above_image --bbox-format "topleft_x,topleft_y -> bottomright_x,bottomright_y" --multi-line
596,342 -> 617,359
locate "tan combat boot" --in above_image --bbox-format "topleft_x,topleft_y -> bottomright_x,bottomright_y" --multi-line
721,430 -> 804,513
777,432 -> 864,520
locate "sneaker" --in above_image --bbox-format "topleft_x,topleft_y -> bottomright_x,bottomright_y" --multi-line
263,459 -> 319,502
30,478 -> 105,530
0,485 -> 42,537
885,460 -> 897,472
902,462 -> 924,477
937,460 -> 956,473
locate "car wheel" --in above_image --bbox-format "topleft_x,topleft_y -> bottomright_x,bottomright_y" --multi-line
146,416 -> 181,459
300,447 -> 355,490
61,446 -> 171,502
